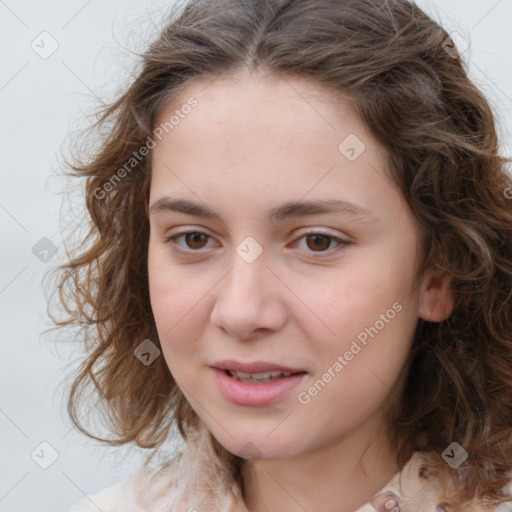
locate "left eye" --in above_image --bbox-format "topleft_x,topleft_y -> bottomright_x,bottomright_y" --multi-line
164,231 -> 350,255
294,232 -> 348,253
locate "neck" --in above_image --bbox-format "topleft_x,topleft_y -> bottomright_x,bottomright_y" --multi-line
240,415 -> 399,512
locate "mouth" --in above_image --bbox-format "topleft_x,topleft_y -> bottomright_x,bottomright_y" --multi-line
223,369 -> 306,383
212,359 -> 306,375
211,366 -> 308,406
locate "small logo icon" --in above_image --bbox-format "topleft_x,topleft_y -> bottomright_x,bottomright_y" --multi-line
134,339 -> 161,365
338,134 -> 366,162
442,442 -> 468,468
442,32 -> 469,59
31,441 -> 59,469
31,31 -> 59,59
32,237 -> 58,263
237,441 -> 263,460
236,236 -> 263,264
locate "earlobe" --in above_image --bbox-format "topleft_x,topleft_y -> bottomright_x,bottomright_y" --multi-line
418,271 -> 455,322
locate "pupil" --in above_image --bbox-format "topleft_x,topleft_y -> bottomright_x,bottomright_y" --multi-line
309,234 -> 329,251
187,233 -> 206,248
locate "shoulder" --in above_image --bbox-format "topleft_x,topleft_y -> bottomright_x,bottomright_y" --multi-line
66,472 -> 145,512
66,423 -> 242,512
66,463 -> 172,512
370,452 -> 512,512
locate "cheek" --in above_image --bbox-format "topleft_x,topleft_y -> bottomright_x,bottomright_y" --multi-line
295,249 -> 419,380
297,260 -> 413,342
147,244 -> 202,360
149,280 -> 206,380
296,302 -> 416,439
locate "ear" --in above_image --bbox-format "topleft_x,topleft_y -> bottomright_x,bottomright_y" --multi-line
418,269 -> 455,322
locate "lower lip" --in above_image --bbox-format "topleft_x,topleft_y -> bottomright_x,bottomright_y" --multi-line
212,368 -> 307,406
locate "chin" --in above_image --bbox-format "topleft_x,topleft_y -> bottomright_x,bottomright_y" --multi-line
212,431 -> 297,461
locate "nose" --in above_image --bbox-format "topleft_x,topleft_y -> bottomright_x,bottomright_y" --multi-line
209,251 -> 287,340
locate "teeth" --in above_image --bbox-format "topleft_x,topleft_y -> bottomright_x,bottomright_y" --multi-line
228,370 -> 293,382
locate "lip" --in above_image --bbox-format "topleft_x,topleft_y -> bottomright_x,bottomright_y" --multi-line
212,368 -> 307,406
212,359 -> 305,373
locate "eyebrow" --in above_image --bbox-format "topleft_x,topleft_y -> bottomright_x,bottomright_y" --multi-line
149,196 -> 375,223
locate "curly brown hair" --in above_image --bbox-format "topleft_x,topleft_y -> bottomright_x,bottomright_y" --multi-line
48,0 -> 512,508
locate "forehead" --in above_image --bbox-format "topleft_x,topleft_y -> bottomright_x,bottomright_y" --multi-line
149,72 -> 401,223
154,71 -> 363,148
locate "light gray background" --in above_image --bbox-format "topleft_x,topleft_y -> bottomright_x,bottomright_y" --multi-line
1,1 -> 511,511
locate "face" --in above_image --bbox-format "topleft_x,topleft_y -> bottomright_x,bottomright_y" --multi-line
147,71 -> 450,460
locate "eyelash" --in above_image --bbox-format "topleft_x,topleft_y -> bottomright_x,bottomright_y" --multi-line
163,230 -> 351,258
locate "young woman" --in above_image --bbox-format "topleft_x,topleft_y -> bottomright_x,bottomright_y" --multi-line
53,0 -> 512,510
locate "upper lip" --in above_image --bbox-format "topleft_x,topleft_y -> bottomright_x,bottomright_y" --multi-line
212,360 -> 306,374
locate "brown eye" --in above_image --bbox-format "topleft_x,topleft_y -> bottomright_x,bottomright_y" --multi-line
294,231 -> 350,257
165,231 -> 214,253
305,234 -> 332,252
183,232 -> 209,249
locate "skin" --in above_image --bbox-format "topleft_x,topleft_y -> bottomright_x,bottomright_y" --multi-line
147,70 -> 454,512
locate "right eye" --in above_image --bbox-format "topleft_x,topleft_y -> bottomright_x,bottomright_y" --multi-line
164,230 -> 217,253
